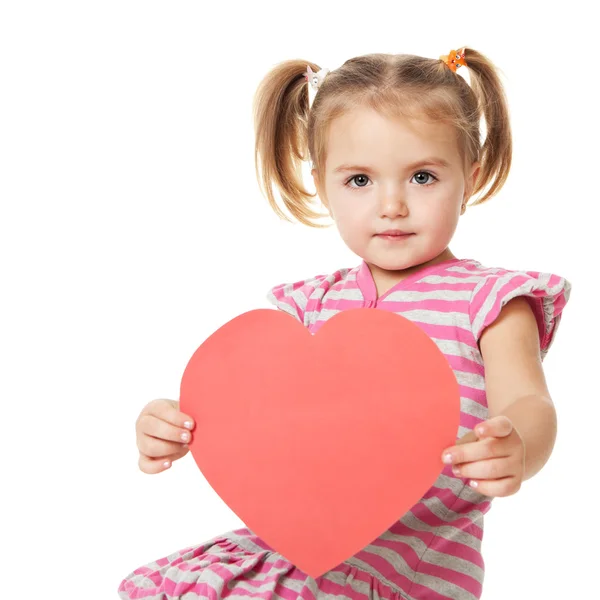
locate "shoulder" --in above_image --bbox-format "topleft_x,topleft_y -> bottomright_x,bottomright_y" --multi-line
466,260 -> 572,360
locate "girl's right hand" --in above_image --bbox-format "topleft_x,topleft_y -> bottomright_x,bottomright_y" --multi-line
136,398 -> 196,474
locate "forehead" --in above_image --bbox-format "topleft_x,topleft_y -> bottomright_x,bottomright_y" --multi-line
325,106 -> 459,168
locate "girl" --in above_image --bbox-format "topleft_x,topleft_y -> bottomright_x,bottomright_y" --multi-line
120,47 -> 571,600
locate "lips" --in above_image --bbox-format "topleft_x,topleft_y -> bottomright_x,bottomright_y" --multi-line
377,231 -> 413,236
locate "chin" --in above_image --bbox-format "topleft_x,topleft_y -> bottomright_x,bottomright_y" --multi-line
368,256 -> 419,271
371,250 -> 445,272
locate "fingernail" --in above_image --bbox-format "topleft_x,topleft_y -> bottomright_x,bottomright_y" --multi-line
183,421 -> 193,429
469,480 -> 478,488
443,453 -> 453,464
452,466 -> 461,476
180,432 -> 190,442
163,461 -> 171,468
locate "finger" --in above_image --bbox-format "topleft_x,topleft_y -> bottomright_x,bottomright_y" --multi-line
138,430 -> 188,458
476,416 -> 513,439
137,414 -> 193,446
441,430 -> 478,463
138,446 -> 190,474
142,398 -> 195,431
464,475 -> 521,498
452,457 -> 514,480
444,437 -> 508,466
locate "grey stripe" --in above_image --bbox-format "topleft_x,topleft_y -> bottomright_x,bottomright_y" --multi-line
406,479 -> 489,526
431,338 -> 482,361
412,273 -> 483,285
459,397 -> 489,421
267,290 -> 301,320
386,309 -> 472,329
448,265 -> 503,276
316,287 -> 365,302
454,370 -> 485,390
384,288 -> 472,302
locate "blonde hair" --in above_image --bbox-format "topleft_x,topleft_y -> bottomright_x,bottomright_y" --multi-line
253,48 -> 512,228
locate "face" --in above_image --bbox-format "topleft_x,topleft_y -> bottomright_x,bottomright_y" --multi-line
312,106 -> 480,282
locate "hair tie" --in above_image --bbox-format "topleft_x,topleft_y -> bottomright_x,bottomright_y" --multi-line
304,65 -> 330,91
439,48 -> 467,72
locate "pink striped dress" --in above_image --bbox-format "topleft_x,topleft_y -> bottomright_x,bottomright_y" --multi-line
118,257 -> 571,600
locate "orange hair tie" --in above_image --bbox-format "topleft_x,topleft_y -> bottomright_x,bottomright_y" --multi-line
440,48 -> 467,72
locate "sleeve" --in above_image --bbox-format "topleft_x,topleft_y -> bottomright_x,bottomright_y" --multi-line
266,274 -> 330,326
469,269 -> 572,360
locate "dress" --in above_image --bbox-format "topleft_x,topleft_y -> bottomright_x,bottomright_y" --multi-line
118,257 -> 571,600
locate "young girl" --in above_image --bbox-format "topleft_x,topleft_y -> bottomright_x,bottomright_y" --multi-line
119,47 -> 571,600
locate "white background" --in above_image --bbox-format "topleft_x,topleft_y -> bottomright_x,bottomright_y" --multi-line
1,2 -> 597,599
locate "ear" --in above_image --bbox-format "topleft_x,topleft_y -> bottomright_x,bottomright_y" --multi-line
465,161 -> 481,199
462,161 -> 481,214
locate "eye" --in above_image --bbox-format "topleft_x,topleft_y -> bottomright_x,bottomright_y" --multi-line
412,171 -> 438,186
344,171 -> 438,191
345,174 -> 371,190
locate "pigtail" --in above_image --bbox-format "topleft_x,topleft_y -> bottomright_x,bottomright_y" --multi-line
460,47 -> 513,206
252,60 -> 330,228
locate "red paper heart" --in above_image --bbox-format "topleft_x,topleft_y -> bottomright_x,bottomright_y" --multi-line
180,308 -> 459,578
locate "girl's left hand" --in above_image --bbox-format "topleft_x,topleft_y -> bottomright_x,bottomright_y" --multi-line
441,415 -> 526,498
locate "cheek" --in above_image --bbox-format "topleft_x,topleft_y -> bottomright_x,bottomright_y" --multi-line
330,196 -> 367,227
432,215 -> 458,237
421,200 -> 460,231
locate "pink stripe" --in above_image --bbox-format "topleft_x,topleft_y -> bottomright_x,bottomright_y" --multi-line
458,384 -> 485,402
469,274 -> 499,316
420,479 -> 489,518
461,411 -> 488,430
408,559 -> 483,598
411,322 -> 478,349
396,280 -> 477,292
546,273 -> 562,287
321,298 -> 364,311
554,292 -> 567,315
445,353 -> 484,376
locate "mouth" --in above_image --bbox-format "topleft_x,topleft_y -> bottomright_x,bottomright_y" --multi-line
375,231 -> 414,239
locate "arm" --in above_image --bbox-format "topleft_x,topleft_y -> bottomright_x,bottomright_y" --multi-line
479,296 -> 557,482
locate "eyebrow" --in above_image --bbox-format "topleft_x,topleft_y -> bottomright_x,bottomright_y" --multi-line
333,157 -> 452,174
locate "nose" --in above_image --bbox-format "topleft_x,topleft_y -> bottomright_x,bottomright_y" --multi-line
378,189 -> 409,218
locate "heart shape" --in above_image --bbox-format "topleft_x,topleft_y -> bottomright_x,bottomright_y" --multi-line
180,308 -> 460,578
